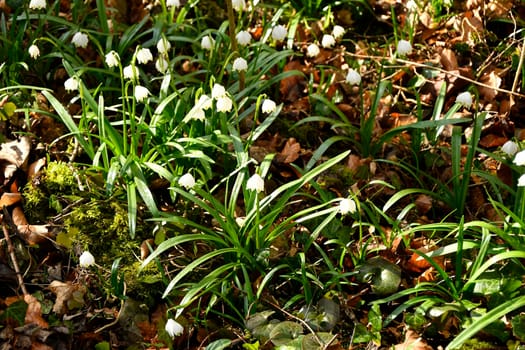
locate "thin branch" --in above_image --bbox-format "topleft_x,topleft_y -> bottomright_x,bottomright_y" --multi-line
2,207 -> 28,296
346,52 -> 525,99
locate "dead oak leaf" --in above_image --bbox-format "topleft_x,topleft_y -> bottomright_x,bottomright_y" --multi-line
275,138 -> 301,164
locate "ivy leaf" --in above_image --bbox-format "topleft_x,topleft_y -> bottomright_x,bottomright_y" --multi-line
0,299 -> 28,326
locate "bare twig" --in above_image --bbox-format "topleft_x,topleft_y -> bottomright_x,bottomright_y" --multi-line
510,38 -> 525,107
266,300 -> 330,348
345,52 -> 525,99
2,207 -> 28,295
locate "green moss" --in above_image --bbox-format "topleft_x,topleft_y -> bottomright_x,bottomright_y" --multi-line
121,261 -> 164,305
23,161 -> 161,304
23,161 -> 82,222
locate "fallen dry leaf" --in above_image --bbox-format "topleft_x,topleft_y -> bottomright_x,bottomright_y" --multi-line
275,138 -> 301,164
394,329 -> 433,350
478,70 -> 502,101
49,281 -> 86,315
24,294 -> 48,329
280,60 -> 306,102
415,194 -> 433,215
0,193 -> 22,207
440,48 -> 458,72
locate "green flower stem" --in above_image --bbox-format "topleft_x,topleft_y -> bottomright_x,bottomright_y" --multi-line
517,186 -> 525,222
255,194 -> 261,250
225,0 -> 244,91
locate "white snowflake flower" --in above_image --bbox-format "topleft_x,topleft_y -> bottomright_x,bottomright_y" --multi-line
455,91 -> 473,109
166,0 -> 181,7
211,83 -> 226,99
201,36 -> 214,50
155,57 -> 169,73
196,95 -> 213,110
338,198 -> 357,215
157,38 -> 171,54
232,57 -> 248,72
178,173 -> 196,189
186,106 -> 206,121
261,99 -> 276,114
134,85 -> 150,103
396,39 -> 412,56
231,0 -> 245,11
306,43 -> 320,58
332,25 -> 345,40
322,34 -> 336,48
406,0 -> 418,12
165,318 -> 184,338
502,141 -> 519,157
247,173 -> 264,193
514,150 -> 525,166
105,51 -> 119,68
29,0 -> 46,10
79,251 -> 95,267
136,47 -> 153,65
271,25 -> 287,41
64,77 -> 79,92
216,96 -> 233,113
519,174 -> 525,187
236,30 -> 252,46
123,65 -> 138,80
345,69 -> 361,85
71,32 -> 89,48
28,45 -> 40,59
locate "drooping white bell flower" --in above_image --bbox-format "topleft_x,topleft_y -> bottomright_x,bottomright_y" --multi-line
64,77 -> 79,92
232,57 -> 248,72
165,318 -> 184,338
186,106 -> 206,121
247,173 -> 264,193
79,251 -> 95,267
136,47 -> 153,65
123,65 -> 138,80
231,0 -> 245,11
455,91 -> 473,109
157,38 -> 171,54
518,174 -> 525,187
178,173 -> 196,189
216,96 -> 233,113
338,198 -> 357,215
345,69 -> 361,85
166,0 -> 181,7
134,85 -> 150,103
155,57 -> 169,73
211,83 -> 227,99
105,51 -> 119,68
201,36 -> 214,50
306,43 -> 320,58
321,34 -> 336,48
261,99 -> 276,114
502,141 -> 519,157
71,32 -> 89,48
332,25 -> 345,40
236,31 -> 252,46
396,39 -> 412,56
197,95 -> 213,110
514,150 -> 525,166
28,45 -> 40,59
29,0 -> 46,10
271,25 -> 287,41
